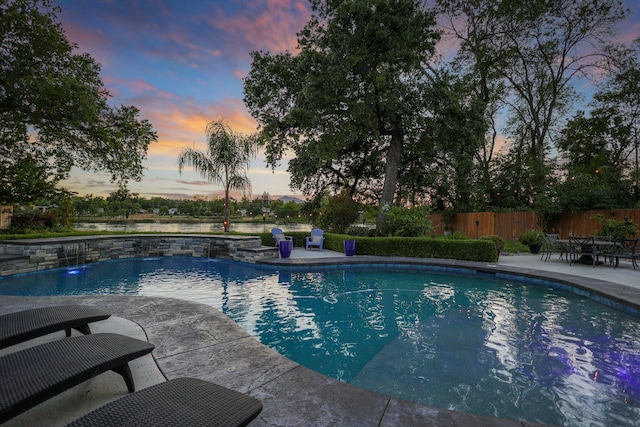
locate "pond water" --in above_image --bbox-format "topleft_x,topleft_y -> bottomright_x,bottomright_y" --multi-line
2,257 -> 639,426
74,222 -> 312,234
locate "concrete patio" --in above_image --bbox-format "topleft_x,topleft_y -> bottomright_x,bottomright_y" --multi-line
1,248 -> 638,426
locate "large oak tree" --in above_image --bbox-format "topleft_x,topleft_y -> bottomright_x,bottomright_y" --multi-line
244,0 -> 440,232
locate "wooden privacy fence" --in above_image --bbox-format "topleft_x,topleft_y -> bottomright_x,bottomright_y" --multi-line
0,206 -> 12,230
430,209 -> 640,241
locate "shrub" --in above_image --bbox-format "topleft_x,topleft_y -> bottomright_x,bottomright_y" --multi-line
481,235 -> 505,251
518,229 -> 542,246
314,191 -> 361,234
443,231 -> 468,240
384,206 -> 432,237
592,214 -> 638,241
321,234 -> 496,262
344,226 -> 375,237
9,211 -> 56,232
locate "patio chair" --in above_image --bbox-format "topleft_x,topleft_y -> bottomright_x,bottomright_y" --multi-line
594,235 -> 616,265
305,228 -> 325,251
540,233 -> 566,262
613,238 -> 639,270
0,333 -> 154,423
271,227 -> 293,246
66,377 -> 263,427
0,304 -> 111,350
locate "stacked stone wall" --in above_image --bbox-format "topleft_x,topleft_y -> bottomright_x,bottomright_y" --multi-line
0,234 -> 278,277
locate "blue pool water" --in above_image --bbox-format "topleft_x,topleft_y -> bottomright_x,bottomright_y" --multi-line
2,257 -> 639,426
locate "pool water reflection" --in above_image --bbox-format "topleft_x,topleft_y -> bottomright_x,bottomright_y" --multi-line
1,257 -> 639,426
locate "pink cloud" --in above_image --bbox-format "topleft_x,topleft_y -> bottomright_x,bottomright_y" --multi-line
617,21 -> 640,44
131,94 -> 259,163
62,22 -> 113,67
232,69 -> 246,80
176,180 -> 211,186
209,1 -> 312,55
103,77 -> 176,101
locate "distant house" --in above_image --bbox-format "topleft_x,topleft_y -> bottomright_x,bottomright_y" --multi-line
168,208 -> 179,216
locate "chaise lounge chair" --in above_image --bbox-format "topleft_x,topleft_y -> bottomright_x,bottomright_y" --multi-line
66,377 -> 263,427
0,304 -> 111,350
305,228 -> 325,251
0,332 -> 154,423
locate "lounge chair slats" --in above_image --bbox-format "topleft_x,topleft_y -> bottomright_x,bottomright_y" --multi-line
66,377 -> 263,427
0,305 -> 111,349
0,333 -> 154,423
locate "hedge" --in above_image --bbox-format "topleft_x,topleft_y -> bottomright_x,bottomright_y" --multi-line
259,232 -> 497,262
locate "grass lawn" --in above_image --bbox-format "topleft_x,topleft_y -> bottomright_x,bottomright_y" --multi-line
504,240 -> 532,253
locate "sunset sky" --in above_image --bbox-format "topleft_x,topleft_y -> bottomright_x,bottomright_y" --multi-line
56,0 -> 640,200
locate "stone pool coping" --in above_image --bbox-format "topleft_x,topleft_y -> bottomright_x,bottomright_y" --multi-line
3,253 -> 639,425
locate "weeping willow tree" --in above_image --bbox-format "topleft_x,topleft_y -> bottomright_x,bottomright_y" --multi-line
177,119 -> 258,232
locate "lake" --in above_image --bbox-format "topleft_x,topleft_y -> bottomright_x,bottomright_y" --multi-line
74,221 -> 312,234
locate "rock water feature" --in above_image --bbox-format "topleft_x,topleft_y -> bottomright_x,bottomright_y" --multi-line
0,235 -> 277,277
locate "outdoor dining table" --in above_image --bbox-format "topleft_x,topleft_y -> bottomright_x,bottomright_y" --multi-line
556,238 -> 619,266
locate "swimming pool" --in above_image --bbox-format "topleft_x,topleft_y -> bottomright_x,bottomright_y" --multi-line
1,257 -> 639,426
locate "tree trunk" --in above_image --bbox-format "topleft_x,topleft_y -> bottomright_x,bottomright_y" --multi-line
376,119 -> 403,233
223,187 -> 230,232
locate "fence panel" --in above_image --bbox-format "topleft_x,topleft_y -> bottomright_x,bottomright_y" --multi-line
429,208 -> 640,240
459,212 -> 494,238
0,206 -> 12,230
493,212 -> 538,240
555,209 -> 640,237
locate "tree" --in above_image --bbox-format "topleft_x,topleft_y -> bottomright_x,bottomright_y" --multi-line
73,194 -> 107,216
244,0 -> 440,233
398,69 -> 487,211
177,119 -> 258,232
106,186 -> 139,220
436,0 -> 510,209
437,0 -> 629,201
556,55 -> 640,210
589,56 -> 640,204
0,0 -> 157,204
312,190 -> 361,234
273,200 -> 301,221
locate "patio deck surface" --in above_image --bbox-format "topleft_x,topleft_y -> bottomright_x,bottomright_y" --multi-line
1,248 -> 638,426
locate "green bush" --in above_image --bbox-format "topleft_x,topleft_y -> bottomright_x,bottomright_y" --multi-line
344,226 -> 376,237
481,235 -> 505,251
384,206 -> 432,237
314,191 -> 361,234
592,214 -> 638,240
9,211 -> 56,232
518,229 -> 542,246
257,231 -> 495,261
443,231 -> 468,239
322,234 -> 496,262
